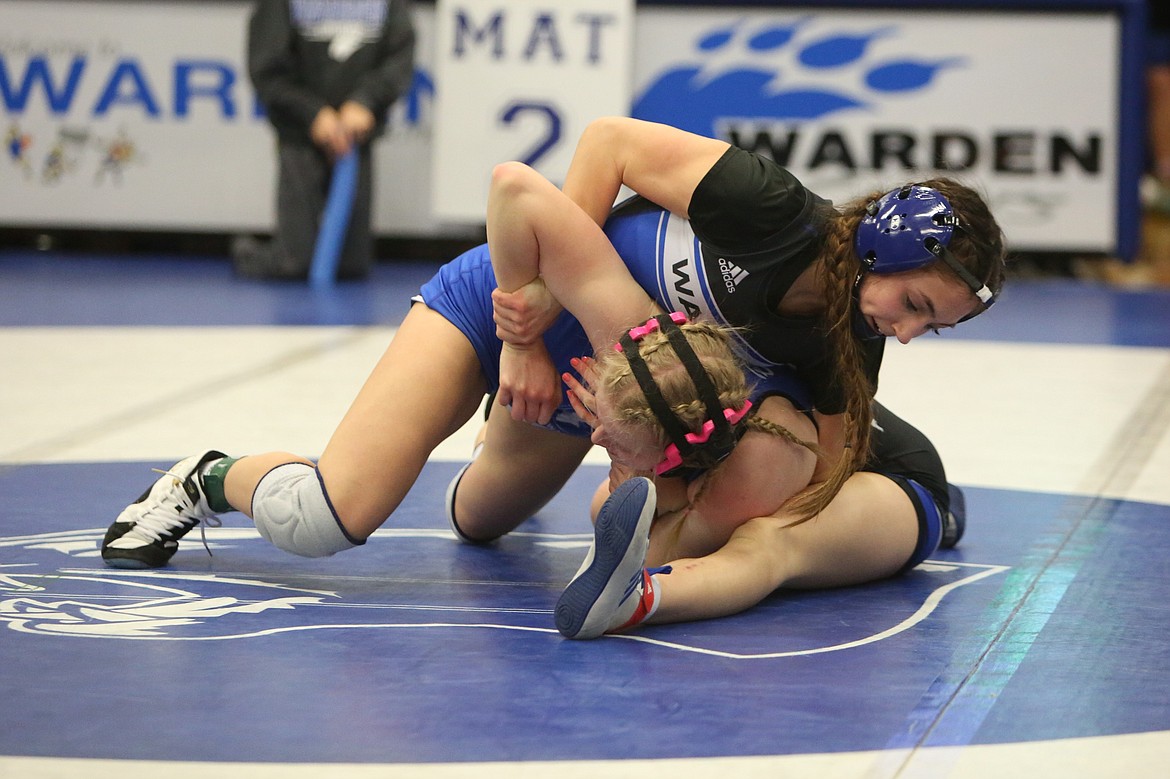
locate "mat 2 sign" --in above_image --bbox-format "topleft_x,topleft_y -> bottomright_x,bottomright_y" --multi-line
430,0 -> 633,222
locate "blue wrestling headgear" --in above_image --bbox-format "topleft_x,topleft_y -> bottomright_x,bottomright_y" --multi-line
615,313 -> 752,478
854,185 -> 995,308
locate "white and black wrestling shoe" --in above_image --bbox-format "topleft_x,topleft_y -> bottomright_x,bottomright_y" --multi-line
101,450 -> 226,569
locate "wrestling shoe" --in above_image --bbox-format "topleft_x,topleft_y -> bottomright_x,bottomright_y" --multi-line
555,477 -> 656,639
940,482 -> 966,549
101,450 -> 226,569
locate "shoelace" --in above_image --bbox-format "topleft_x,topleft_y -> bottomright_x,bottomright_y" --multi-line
197,520 -> 222,558
130,468 -> 222,556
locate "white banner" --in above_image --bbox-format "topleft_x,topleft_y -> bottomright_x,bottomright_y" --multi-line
430,0 -> 633,221
0,2 -> 1127,252
0,1 -> 268,230
630,8 -> 1119,252
0,0 -> 451,236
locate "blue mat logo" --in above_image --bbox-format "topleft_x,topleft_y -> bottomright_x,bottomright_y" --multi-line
0,526 -> 1006,657
633,19 -> 962,138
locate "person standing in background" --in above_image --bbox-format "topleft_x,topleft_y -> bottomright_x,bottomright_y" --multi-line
234,0 -> 415,281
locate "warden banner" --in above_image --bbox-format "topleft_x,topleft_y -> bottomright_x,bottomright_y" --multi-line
0,1 -> 1136,254
629,7 -> 1121,253
430,0 -> 634,221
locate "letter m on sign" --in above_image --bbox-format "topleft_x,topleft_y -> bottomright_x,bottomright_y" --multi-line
454,11 -> 504,58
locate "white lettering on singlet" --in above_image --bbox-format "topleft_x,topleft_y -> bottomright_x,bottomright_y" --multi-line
655,214 -> 778,379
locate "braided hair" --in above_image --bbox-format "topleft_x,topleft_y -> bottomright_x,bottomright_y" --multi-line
593,317 -> 819,477
788,177 -> 1007,521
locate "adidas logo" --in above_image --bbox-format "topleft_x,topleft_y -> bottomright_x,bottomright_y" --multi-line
718,257 -> 749,293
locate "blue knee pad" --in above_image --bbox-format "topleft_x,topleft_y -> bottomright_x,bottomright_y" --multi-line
252,463 -> 363,558
901,477 -> 943,572
880,475 -> 944,573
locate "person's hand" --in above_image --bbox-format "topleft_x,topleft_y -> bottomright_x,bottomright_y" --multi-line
562,356 -> 599,429
498,341 -> 561,425
310,106 -> 351,158
338,100 -> 376,146
492,280 -> 563,346
566,356 -> 659,489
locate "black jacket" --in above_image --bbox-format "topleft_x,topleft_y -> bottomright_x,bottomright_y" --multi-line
248,0 -> 416,143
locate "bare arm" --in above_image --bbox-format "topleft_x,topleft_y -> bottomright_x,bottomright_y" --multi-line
810,411 -> 848,484
485,119 -> 729,421
487,161 -> 657,350
561,116 -> 732,224
487,162 -> 657,423
490,118 -> 730,346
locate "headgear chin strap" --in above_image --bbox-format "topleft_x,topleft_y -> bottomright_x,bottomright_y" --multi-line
854,185 -> 995,309
614,312 -> 752,477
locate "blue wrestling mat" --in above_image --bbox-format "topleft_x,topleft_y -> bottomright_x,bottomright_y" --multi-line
2,251 -> 1169,773
3,460 -> 1167,763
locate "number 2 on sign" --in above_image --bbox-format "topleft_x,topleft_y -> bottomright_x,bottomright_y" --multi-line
500,101 -> 562,168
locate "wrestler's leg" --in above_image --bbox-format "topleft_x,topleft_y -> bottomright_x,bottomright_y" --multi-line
105,304 -> 488,566
447,399 -> 593,542
224,304 -> 489,540
556,471 -> 922,637
646,472 -> 919,624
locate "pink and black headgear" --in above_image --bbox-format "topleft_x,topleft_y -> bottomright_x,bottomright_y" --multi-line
615,313 -> 753,477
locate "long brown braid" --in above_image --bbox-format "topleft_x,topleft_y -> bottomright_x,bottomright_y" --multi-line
787,177 -> 1008,522
589,178 -> 1006,526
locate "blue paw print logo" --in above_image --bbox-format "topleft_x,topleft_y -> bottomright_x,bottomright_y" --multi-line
633,19 -> 964,137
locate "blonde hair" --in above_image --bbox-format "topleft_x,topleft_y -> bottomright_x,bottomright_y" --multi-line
592,318 -> 819,477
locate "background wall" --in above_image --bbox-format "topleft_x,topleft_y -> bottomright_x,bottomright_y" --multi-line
0,0 -> 1145,256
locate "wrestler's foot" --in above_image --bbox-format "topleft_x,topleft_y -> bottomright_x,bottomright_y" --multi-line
555,477 -> 656,639
940,483 -> 966,549
101,450 -> 226,569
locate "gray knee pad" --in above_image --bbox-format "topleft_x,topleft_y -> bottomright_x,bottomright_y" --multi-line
252,463 -> 362,558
